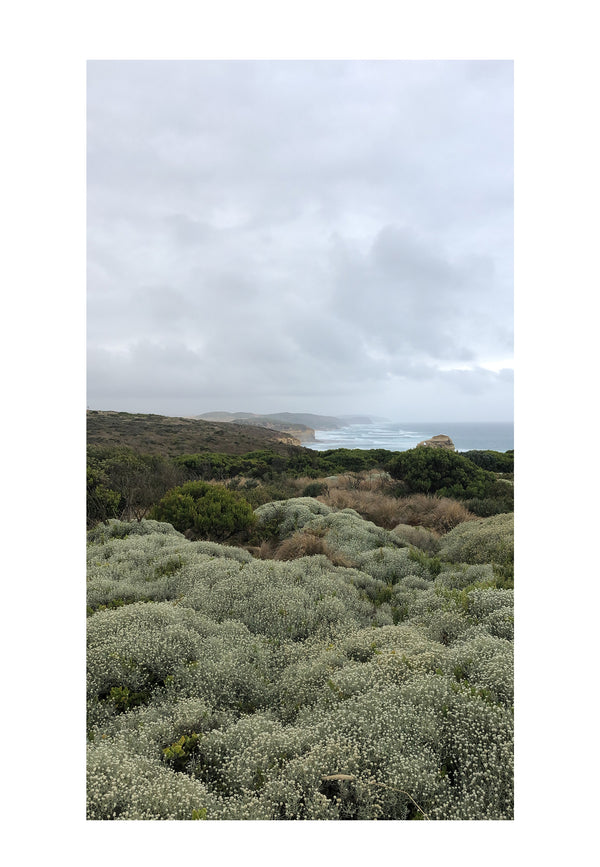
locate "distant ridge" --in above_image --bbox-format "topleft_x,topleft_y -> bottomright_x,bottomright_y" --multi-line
190,411 -> 368,443
194,411 -> 349,429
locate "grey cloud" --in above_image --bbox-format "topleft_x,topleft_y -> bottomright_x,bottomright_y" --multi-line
87,60 -> 513,421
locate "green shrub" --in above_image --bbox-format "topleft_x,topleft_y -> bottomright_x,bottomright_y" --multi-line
461,450 -> 514,473
87,466 -> 121,527
302,481 -> 329,498
150,481 -> 256,541
387,448 -> 496,500
163,732 -> 202,772
463,497 -> 513,518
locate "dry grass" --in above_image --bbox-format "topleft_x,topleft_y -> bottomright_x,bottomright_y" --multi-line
317,489 -> 404,530
315,486 -> 476,534
275,531 -> 354,568
246,540 -> 278,560
248,529 -> 355,568
390,494 -> 477,533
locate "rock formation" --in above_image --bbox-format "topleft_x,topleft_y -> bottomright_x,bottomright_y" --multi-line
416,434 -> 455,450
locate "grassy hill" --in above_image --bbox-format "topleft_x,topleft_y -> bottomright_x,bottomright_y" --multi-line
86,411 -> 306,456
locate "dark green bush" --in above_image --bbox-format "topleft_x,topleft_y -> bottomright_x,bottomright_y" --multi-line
464,497 -> 513,518
387,448 -> 496,500
462,450 -> 514,473
150,481 -> 256,541
302,481 -> 329,498
86,465 -> 121,526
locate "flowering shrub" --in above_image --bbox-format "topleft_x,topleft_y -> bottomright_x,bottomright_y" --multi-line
354,546 -> 429,583
87,513 -> 513,820
254,497 -> 331,539
87,518 -> 182,543
438,513 -> 514,570
391,523 -> 441,554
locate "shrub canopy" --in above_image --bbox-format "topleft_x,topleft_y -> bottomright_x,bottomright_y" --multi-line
150,481 -> 255,540
387,448 -> 496,500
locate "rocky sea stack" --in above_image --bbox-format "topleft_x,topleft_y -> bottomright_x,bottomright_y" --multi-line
416,434 -> 455,450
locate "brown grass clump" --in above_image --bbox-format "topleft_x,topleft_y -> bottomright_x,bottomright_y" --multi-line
390,494 -> 477,533
246,540 -> 278,560
316,488 -> 476,534
271,530 -> 354,567
323,472 -> 393,493
317,488 -> 409,530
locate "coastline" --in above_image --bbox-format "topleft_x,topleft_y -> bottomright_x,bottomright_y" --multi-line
305,421 -> 514,453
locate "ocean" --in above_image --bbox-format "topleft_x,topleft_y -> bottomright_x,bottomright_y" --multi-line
305,421 -> 514,453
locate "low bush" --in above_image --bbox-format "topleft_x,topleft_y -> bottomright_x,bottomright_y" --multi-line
302,481 -> 329,498
391,524 -> 441,555
463,497 -> 513,518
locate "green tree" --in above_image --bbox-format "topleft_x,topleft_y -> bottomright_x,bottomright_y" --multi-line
87,446 -> 187,521
86,465 -> 120,527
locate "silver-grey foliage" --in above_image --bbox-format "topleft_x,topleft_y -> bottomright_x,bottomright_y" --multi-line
87,515 -> 513,820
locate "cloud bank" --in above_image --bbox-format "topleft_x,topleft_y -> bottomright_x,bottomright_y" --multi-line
87,60 -> 513,421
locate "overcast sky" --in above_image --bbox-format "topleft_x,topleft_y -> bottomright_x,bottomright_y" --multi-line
87,59 -> 513,422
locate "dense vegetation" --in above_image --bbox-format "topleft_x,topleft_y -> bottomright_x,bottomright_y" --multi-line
87,410 -> 304,455
86,413 -> 513,820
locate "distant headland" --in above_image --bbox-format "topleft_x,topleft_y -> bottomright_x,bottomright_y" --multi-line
189,411 -> 376,443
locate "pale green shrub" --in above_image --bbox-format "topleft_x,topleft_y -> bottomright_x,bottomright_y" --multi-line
304,509 -> 404,561
87,739 -> 215,820
254,498 -> 331,539
178,555 -> 373,641
190,540 -> 254,563
480,606 -> 514,640
86,510 -> 513,820
392,523 -> 441,554
355,546 -> 429,583
87,518 -> 182,544
87,532 -> 192,610
434,563 -> 495,589
438,513 -> 514,569
443,635 -> 514,705
467,588 -> 514,619
87,602 -> 204,704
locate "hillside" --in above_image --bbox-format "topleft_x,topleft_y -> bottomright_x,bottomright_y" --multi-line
86,411 -> 305,456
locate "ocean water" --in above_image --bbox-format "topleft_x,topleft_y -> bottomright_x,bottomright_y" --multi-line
305,422 -> 514,453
